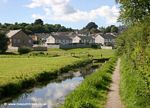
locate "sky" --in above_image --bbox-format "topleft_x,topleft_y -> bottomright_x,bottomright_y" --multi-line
0,0 -> 121,29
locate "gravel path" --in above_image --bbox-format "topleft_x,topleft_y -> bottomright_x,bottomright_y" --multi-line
105,58 -> 124,108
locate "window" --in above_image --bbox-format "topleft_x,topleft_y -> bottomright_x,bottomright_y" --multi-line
18,39 -> 20,43
28,40 -> 32,43
13,39 -> 16,43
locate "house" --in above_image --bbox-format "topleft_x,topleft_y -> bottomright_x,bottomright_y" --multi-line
45,34 -> 72,45
78,36 -> 95,44
67,33 -> 81,44
92,33 -> 104,45
99,33 -> 116,46
6,29 -> 33,47
31,33 -> 50,45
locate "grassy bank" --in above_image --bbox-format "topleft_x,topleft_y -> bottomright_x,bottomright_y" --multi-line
61,57 -> 117,108
0,56 -> 91,99
120,56 -> 150,108
0,48 -> 114,99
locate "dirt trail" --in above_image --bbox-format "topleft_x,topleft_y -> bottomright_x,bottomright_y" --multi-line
105,58 -> 124,108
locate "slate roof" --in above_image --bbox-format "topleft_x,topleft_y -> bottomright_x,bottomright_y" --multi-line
51,34 -> 72,40
78,36 -> 94,40
34,33 -> 50,39
6,29 -> 21,38
101,34 -> 116,39
92,33 -> 104,38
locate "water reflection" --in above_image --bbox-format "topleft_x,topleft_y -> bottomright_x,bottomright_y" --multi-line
1,64 -> 100,108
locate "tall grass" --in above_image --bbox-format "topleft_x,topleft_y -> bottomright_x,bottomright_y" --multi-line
61,57 -> 117,108
120,56 -> 150,108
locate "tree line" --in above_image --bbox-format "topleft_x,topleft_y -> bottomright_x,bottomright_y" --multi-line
0,19 -> 74,35
0,19 -> 119,35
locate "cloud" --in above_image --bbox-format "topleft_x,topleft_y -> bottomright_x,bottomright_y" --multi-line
26,0 -> 120,24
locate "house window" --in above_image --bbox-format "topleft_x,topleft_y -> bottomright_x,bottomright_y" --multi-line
17,39 -> 20,43
13,39 -> 16,43
28,40 -> 32,43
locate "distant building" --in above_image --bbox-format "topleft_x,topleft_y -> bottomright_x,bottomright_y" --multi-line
45,34 -> 72,45
6,29 -> 33,47
101,34 -> 116,46
31,33 -> 50,45
31,32 -> 117,47
78,36 -> 95,44
92,33 -> 104,44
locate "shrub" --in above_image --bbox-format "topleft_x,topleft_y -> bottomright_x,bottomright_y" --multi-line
0,33 -> 9,53
18,46 -> 32,54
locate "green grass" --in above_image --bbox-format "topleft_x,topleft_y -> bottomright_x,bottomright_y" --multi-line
120,56 -> 150,108
44,48 -> 114,59
61,57 -> 117,108
0,48 -> 114,99
0,56 -> 83,86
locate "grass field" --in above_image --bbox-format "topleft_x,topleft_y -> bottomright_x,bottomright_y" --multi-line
0,48 -> 114,98
0,57 -> 83,86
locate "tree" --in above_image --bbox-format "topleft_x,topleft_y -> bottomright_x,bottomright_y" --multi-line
99,27 -> 105,33
34,19 -> 44,25
117,0 -> 150,25
85,22 -> 98,30
0,33 -> 9,53
111,25 -> 118,33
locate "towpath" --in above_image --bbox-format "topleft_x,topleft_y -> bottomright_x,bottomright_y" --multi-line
105,58 -> 124,108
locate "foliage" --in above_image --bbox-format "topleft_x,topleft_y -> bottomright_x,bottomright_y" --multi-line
99,25 -> 118,33
18,46 -> 32,54
117,0 -> 150,25
0,33 -> 9,53
85,22 -> 98,30
61,57 -> 117,108
34,19 -> 43,25
116,17 -> 150,108
0,20 -> 74,35
120,56 -> 150,108
81,22 -> 100,34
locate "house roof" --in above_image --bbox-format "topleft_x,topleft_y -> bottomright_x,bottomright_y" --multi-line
101,34 -> 116,39
51,34 -> 72,40
92,33 -> 104,38
51,32 -> 80,40
34,33 -> 50,39
6,29 -> 21,38
78,36 -> 94,40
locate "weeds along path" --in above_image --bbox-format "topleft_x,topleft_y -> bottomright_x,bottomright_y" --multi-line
105,58 -> 124,108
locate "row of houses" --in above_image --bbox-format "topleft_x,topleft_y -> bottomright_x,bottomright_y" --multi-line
6,29 -> 117,48
32,32 -> 117,46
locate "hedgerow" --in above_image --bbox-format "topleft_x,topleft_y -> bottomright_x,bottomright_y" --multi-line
116,17 -> 150,108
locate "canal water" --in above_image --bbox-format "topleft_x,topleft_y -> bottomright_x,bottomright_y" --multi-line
0,63 -> 101,108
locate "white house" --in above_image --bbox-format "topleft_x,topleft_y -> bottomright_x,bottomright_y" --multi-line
92,34 -> 104,45
102,34 -> 116,46
45,34 -> 72,45
78,36 -> 95,44
67,34 -> 81,44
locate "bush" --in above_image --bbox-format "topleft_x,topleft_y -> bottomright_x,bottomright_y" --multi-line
91,44 -> 100,49
0,33 -> 9,53
18,46 -> 32,54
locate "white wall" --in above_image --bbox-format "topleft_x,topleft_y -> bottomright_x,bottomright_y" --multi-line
95,35 -> 104,45
45,36 -> 55,44
72,36 -> 81,43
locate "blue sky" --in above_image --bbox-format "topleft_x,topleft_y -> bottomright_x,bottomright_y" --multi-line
0,0 -> 120,29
